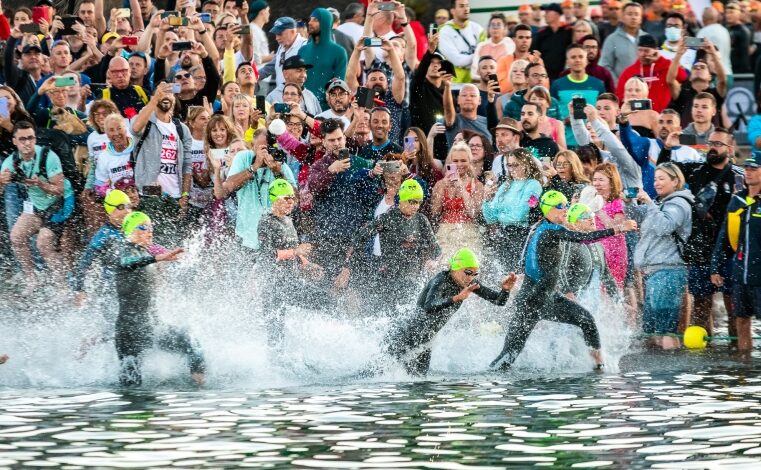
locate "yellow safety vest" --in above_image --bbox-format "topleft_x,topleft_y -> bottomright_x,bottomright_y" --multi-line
101,85 -> 149,105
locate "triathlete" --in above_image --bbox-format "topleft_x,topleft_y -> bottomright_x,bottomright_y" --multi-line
114,212 -> 205,387
490,191 -> 637,372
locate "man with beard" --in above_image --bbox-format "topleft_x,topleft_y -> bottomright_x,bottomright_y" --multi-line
519,103 -> 559,160
558,35 -> 614,93
443,82 -> 492,147
504,62 -> 559,121
620,108 -> 701,198
490,117 -> 522,181
3,39 -> 44,106
356,107 -> 402,162
616,34 -> 687,113
299,8 -> 348,110
102,57 -> 149,119
346,37 -> 406,144
661,129 -> 743,342
266,56 -> 321,116
316,79 -> 352,128
667,48 -> 727,127
410,37 -> 446,147
129,82 -> 193,245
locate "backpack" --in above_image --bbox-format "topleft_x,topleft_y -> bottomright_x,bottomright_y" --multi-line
662,194 -> 699,265
11,144 -> 76,224
129,118 -> 186,169
36,128 -> 83,193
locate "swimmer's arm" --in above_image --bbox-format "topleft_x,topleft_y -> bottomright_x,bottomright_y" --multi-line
421,278 -> 458,313
555,227 -> 616,243
119,254 -> 157,269
474,285 -> 510,306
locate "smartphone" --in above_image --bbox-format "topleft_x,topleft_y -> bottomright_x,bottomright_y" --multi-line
60,16 -> 82,36
679,134 -> 697,146
210,148 -> 228,167
143,185 -> 162,197
54,76 -> 77,87
378,2 -> 396,11
572,97 -> 587,120
0,97 -> 9,119
439,60 -> 456,76
255,95 -> 266,114
172,83 -> 182,94
199,13 -> 213,23
541,156 -> 552,168
363,37 -> 383,47
404,136 -> 415,153
338,148 -> 350,160
121,36 -> 138,46
488,73 -> 498,84
378,161 -> 401,173
172,41 -> 193,51
89,82 -> 106,98
161,10 -> 180,18
685,37 -> 704,49
237,25 -> 250,35
429,23 -> 437,35
446,163 -> 458,178
168,16 -> 189,27
20,23 -> 41,34
624,187 -> 639,199
355,87 -> 375,109
630,99 -> 652,111
32,6 -> 50,24
734,173 -> 745,192
435,114 -> 444,125
273,103 -> 291,114
116,8 -> 131,18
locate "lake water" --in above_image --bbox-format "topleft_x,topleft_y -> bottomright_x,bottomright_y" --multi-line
3,259 -> 761,468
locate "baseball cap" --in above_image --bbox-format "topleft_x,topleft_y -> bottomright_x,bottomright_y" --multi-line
282,55 -> 313,70
270,17 -> 297,34
542,3 -> 564,15
327,78 -> 350,92
249,0 -> 268,21
22,43 -> 42,54
744,156 -> 761,169
518,5 -> 532,13
637,34 -> 658,49
114,177 -> 137,191
101,32 -> 121,44
493,117 -> 521,134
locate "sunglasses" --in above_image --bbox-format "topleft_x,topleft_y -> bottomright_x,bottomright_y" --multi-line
463,269 -> 479,277
175,72 -> 191,80
279,196 -> 296,202
542,202 -> 569,211
404,199 -> 422,205
136,224 -> 153,232
105,202 -> 131,211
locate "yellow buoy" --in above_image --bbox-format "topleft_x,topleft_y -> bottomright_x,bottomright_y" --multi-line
683,326 -> 708,350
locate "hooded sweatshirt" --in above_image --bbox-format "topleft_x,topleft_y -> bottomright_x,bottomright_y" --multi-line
633,189 -> 694,273
299,8 -> 348,110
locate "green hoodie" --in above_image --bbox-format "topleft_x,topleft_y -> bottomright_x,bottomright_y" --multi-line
298,8 -> 348,110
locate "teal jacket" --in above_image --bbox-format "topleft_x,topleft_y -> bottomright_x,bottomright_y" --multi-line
482,179 -> 543,227
299,8 -> 348,110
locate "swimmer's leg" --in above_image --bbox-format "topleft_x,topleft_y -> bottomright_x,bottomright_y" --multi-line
401,348 -> 432,376
155,326 -> 206,385
490,306 -> 541,371
550,294 -> 604,369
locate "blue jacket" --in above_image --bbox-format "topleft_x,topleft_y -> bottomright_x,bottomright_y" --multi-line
620,122 -> 659,198
748,115 -> 761,158
482,179 -> 543,226
711,190 -> 761,286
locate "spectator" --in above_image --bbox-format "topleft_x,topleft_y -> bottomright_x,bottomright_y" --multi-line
725,2 -> 752,74
633,163 -> 693,350
300,8 -> 348,111
591,162 -> 628,288
599,1 -> 644,83
659,13 -> 697,71
616,34 -> 686,113
357,107 -> 402,163
438,0 -> 485,84
471,14 -> 515,81
249,0 -> 273,68
465,130 -> 494,180
503,62 -> 557,120
558,35 -> 615,93
326,7 -> 356,59
697,7 -> 733,82
642,0 -> 667,44
266,55 -> 322,116
434,8 -> 450,27
337,3 -> 365,44
667,43 -> 727,128
620,76 -> 659,138
597,0 -> 622,43
0,120 -> 71,293
681,92 -> 718,145
101,57 -> 149,119
496,24 -> 537,94
474,56 -> 501,118
443,81 -> 492,147
572,19 -> 598,43
316,79 -> 352,129
531,3 -> 573,80
490,117 -> 522,181
4,36 -> 44,106
520,102 -> 560,160
259,17 -> 308,88
526,86 -> 566,150
545,149 -> 591,200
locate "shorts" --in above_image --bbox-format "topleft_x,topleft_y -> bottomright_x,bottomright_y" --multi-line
642,267 -> 687,334
688,265 -> 716,297
732,284 -> 761,319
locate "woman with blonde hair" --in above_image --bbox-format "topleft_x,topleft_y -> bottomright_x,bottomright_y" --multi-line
226,93 -> 263,143
482,148 -> 544,271
546,150 -> 590,199
526,85 -> 566,149
430,142 -> 484,261
621,76 -> 658,138
633,163 -> 693,349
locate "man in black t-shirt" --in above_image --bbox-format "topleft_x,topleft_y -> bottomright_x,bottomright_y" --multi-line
725,3 -> 752,73
519,103 -> 559,160
667,49 -> 727,127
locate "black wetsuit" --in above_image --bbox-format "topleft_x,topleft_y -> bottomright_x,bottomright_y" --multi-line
345,207 -> 441,308
112,241 -> 205,386
257,212 -> 331,348
387,271 -> 509,375
490,221 -> 616,370
558,241 -> 621,300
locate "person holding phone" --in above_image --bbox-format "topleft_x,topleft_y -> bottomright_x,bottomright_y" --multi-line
3,35 -> 44,105
473,56 -> 502,120
666,42 -> 727,128
28,75 -> 88,131
470,13 -> 515,81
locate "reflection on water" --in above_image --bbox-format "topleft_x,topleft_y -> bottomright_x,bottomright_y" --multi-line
3,356 -> 761,468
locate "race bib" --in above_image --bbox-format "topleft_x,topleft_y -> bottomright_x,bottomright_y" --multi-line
160,133 -> 178,177
23,200 -> 34,215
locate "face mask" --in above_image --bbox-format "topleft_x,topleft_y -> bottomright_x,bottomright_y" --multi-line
665,27 -> 682,42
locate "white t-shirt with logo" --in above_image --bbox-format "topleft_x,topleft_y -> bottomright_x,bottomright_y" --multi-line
154,119 -> 181,197
189,138 -> 214,208
88,131 -> 110,185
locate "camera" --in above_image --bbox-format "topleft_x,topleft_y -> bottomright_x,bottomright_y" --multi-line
266,132 -> 288,163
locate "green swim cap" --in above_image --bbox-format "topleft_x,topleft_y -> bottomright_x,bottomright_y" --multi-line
268,178 -> 295,203
122,211 -> 151,237
399,179 -> 424,202
104,189 -> 131,214
450,248 -> 480,271
540,190 -> 569,216
567,203 -> 591,223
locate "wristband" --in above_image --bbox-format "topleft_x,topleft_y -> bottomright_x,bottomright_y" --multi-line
181,191 -> 189,198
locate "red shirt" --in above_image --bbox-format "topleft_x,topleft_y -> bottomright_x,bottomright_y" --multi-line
615,56 -> 687,113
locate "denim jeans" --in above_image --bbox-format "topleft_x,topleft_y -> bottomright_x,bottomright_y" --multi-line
643,267 -> 688,334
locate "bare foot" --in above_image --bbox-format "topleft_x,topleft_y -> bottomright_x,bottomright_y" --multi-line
590,350 -> 604,371
191,373 -> 205,386
0,354 -> 9,364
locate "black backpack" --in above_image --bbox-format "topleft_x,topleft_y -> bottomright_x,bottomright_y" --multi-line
35,128 -> 83,192
662,194 -> 701,265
